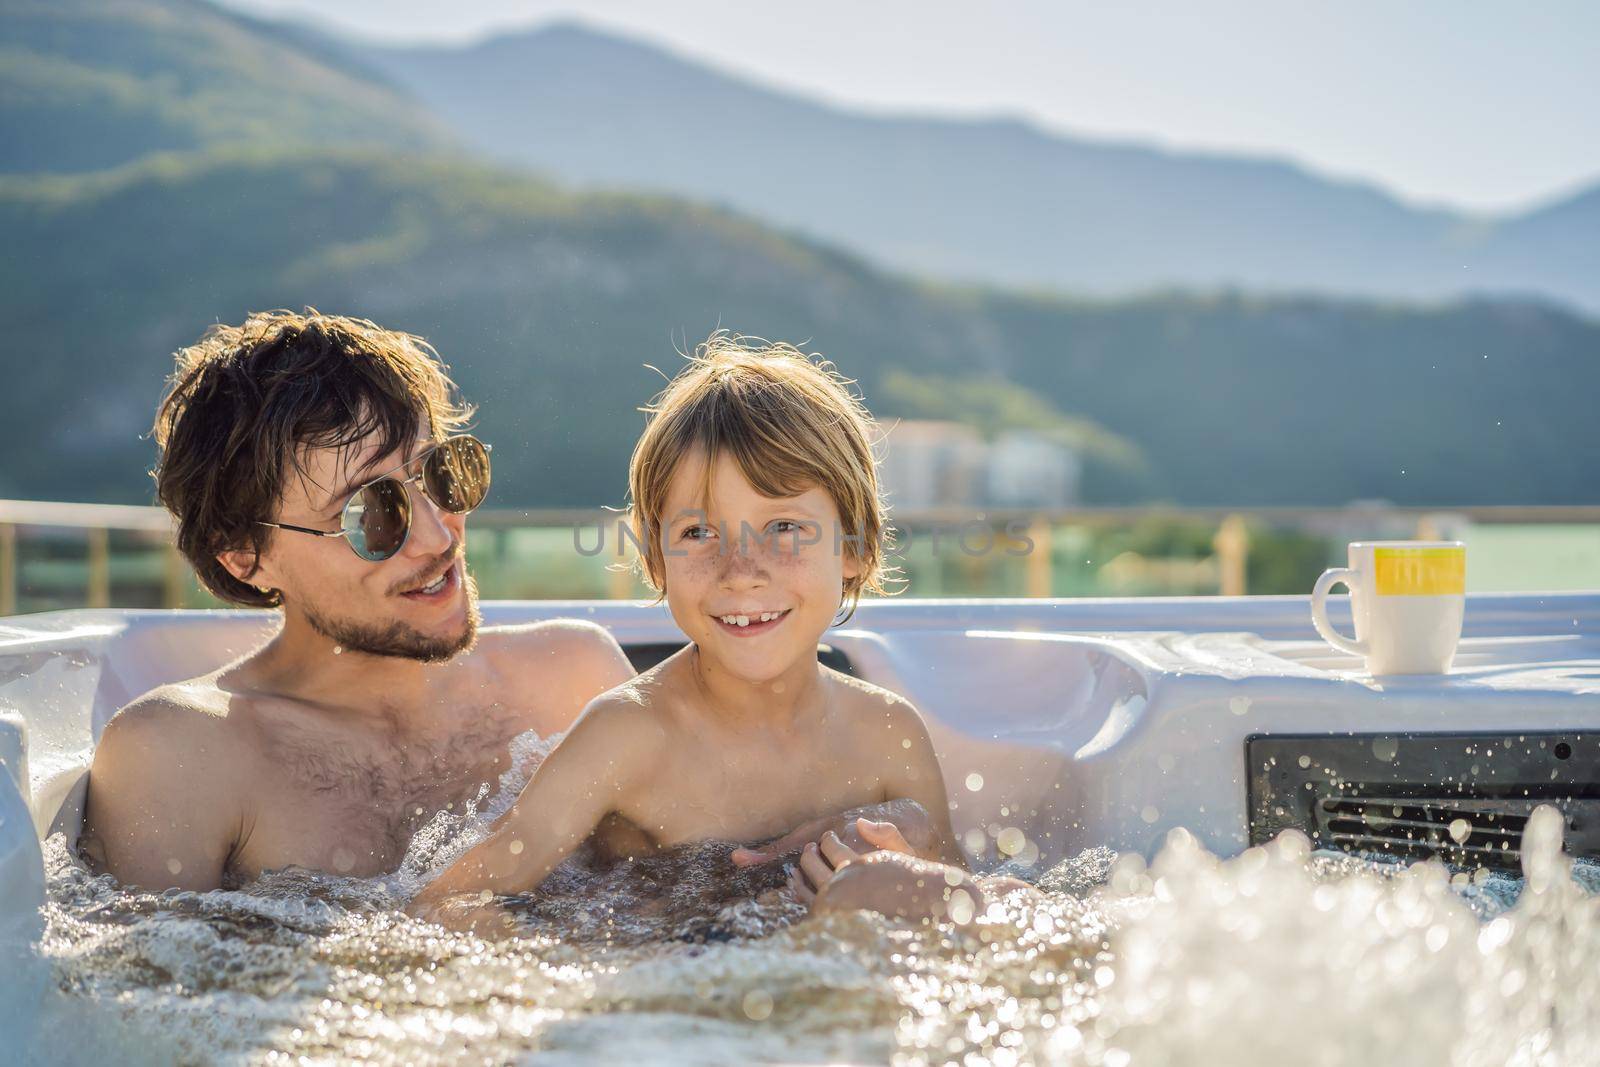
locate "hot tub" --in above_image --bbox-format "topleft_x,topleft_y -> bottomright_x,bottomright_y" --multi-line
3,593 -> 1598,1056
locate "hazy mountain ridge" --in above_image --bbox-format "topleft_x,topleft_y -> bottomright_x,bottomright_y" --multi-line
349,21 -> 1599,313
0,0 -> 447,174
2,150 -> 1594,508
1,1 -> 1595,508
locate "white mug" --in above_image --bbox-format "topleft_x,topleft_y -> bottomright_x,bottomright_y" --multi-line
1310,541 -> 1465,675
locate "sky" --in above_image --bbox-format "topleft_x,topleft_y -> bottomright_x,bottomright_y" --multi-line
222,0 -> 1599,216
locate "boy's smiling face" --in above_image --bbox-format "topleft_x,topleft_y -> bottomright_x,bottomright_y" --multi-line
659,448 -> 858,685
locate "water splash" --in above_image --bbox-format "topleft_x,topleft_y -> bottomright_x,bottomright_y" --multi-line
29,799 -> 1600,1065
1054,808 -> 1600,1067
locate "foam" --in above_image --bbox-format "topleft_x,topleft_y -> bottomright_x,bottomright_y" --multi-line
30,783 -> 1600,1065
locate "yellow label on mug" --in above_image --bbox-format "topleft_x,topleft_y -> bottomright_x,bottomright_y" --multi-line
1373,547 -> 1465,596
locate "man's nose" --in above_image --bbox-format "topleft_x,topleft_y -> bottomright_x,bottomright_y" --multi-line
403,479 -> 457,557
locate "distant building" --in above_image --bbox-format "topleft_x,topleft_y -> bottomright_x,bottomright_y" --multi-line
986,430 -> 1081,509
876,420 -> 985,511
877,420 -> 1079,511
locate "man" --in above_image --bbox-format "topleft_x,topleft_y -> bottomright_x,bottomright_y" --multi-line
83,310 -> 930,895
79,310 -> 637,890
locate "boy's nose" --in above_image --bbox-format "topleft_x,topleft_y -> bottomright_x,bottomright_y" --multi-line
717,541 -> 769,587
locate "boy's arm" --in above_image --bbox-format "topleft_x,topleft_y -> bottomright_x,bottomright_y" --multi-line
408,698 -> 656,913
879,701 -> 966,868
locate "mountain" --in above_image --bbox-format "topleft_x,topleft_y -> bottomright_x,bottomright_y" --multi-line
349,22 -> 1600,314
2,150 -> 1596,509
0,0 -> 446,173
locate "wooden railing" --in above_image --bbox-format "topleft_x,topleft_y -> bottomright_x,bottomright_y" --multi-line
4,498 -> 1594,612
0,499 -> 185,613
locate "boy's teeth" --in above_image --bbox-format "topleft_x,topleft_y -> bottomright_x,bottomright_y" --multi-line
718,610 -> 787,626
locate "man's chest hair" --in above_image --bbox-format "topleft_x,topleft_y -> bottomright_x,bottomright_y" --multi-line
259,702 -> 526,813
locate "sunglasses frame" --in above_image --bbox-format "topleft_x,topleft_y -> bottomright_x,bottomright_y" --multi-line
258,435 -> 492,561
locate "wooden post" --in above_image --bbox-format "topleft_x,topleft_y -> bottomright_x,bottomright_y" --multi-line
608,517 -> 636,600
0,523 -> 15,616
162,542 -> 187,609
1214,513 -> 1250,597
87,527 -> 111,608
1025,515 -> 1053,598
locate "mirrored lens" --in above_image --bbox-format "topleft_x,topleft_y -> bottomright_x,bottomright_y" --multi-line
342,477 -> 412,561
423,436 -> 491,515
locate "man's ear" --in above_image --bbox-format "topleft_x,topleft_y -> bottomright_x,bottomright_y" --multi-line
217,546 -> 271,591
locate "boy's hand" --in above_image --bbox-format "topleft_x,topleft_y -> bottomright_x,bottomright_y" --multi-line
786,820 -> 917,902
730,799 -> 933,867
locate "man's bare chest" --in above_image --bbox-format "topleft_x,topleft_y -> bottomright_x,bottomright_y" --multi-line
232,704 -> 528,879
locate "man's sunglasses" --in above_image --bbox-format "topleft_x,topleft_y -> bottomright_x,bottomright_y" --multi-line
259,435 -> 492,562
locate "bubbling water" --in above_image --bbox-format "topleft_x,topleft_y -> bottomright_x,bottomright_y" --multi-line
31,790 -> 1600,1066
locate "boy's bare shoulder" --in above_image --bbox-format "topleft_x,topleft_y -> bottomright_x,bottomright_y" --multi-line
827,667 -> 917,710
825,668 -> 928,734
564,669 -> 672,748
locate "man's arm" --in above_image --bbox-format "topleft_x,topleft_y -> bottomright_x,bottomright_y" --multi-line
408,696 -> 658,913
494,620 -> 636,733
79,699 -> 240,891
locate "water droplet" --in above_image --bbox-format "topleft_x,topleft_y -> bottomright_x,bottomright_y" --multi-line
1141,805 -> 1160,824
332,848 -> 356,873
333,646 -> 343,655
509,840 -> 524,855
1372,737 -> 1399,762
947,888 -> 975,925
1229,696 -> 1251,716
166,857 -> 183,876
966,773 -> 985,792
478,889 -> 494,903
741,989 -> 774,1021
901,738 -> 912,749
997,827 -> 1026,856
1298,755 -> 1312,769
1449,818 -> 1472,844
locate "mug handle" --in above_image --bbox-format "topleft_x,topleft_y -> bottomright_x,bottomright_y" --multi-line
1311,568 -> 1368,657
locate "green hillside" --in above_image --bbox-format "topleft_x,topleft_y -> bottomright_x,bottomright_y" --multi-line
0,0 -> 444,173
2,150 -> 1596,508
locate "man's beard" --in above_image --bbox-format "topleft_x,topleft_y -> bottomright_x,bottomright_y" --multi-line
304,572 -> 482,662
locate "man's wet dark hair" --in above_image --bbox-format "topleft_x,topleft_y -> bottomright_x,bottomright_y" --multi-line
152,310 -> 474,607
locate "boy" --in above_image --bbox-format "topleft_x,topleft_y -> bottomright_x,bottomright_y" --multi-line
411,336 -> 966,913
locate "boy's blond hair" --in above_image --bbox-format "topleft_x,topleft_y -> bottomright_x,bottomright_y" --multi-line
628,333 -> 896,619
